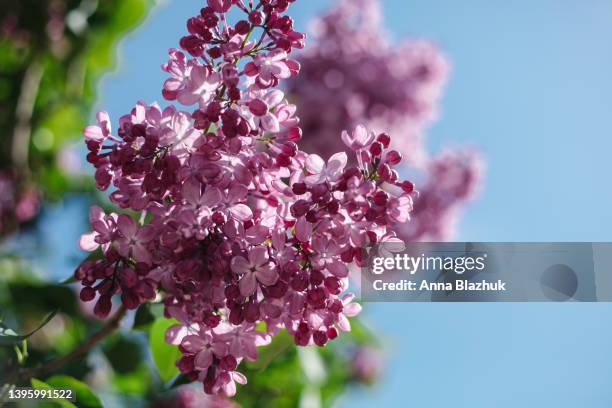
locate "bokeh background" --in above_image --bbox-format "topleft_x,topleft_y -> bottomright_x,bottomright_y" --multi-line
3,0 -> 612,407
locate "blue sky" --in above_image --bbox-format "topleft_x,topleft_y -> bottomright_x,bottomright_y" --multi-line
91,1 -> 612,406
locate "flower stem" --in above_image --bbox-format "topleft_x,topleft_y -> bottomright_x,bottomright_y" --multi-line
18,305 -> 127,382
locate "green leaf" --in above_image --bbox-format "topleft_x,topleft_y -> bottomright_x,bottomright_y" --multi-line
167,373 -> 192,389
111,363 -> 152,395
102,335 -> 143,374
133,303 -> 163,331
58,276 -> 78,285
31,378 -> 77,408
247,329 -> 293,371
149,318 -> 181,382
0,310 -> 58,346
45,375 -> 102,408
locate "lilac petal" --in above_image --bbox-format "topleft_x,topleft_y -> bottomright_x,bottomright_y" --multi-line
272,62 -> 291,79
133,244 -> 152,264
203,186 -> 222,207
134,102 -> 146,123
212,341 -> 228,357
195,349 -> 213,370
181,335 -> 207,353
178,209 -> 196,226
117,214 -> 137,239
114,240 -> 130,258
230,256 -> 251,275
79,232 -> 99,251
136,225 -> 156,243
232,371 -> 248,385
255,332 -> 271,347
343,302 -> 362,317
327,152 -> 348,179
190,65 -> 207,86
96,111 -> 111,130
271,228 -> 286,249
305,154 -> 325,174
327,261 -> 349,278
304,173 -> 326,185
295,217 -> 312,242
83,126 -> 104,142
223,219 -> 244,240
249,246 -> 269,266
229,204 -> 253,221
244,61 -> 258,76
262,89 -> 284,107
239,272 -> 257,296
242,340 -> 258,361
89,205 -> 104,223
222,378 -> 237,397
246,225 -> 269,245
341,130 -> 353,149
177,90 -> 200,106
248,98 -> 268,116
229,339 -> 242,358
310,235 -> 327,252
262,302 -> 282,319
181,179 -> 201,205
165,324 -> 189,345
255,264 -> 278,286
163,78 -> 182,92
354,124 -> 374,147
337,314 -> 351,332
268,49 -> 287,62
227,184 -> 248,203
261,113 -> 280,133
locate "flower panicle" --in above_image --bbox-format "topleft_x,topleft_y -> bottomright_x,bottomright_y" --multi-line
76,0 -> 414,397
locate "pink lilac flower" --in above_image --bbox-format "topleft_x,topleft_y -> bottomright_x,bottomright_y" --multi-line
244,49 -> 299,88
303,152 -> 347,185
177,65 -> 222,107
75,0 -> 416,398
231,247 -> 278,296
114,214 -> 156,264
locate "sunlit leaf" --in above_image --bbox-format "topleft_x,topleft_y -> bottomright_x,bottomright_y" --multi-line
149,318 -> 181,382
31,378 -> 77,408
45,375 -> 102,408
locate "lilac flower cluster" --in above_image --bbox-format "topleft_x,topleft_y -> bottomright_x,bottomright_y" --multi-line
76,0 -> 413,397
288,0 -> 483,241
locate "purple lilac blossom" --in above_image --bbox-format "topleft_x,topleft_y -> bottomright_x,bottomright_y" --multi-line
76,0 -> 415,397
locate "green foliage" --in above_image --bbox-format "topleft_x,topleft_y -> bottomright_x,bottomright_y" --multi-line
0,0 -> 155,231
235,319 -> 380,408
103,335 -> 145,375
149,317 -> 181,382
31,378 -> 78,408
133,302 -> 164,331
45,375 -> 103,408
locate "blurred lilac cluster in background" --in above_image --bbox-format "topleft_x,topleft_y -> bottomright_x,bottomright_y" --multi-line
289,0 -> 484,242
